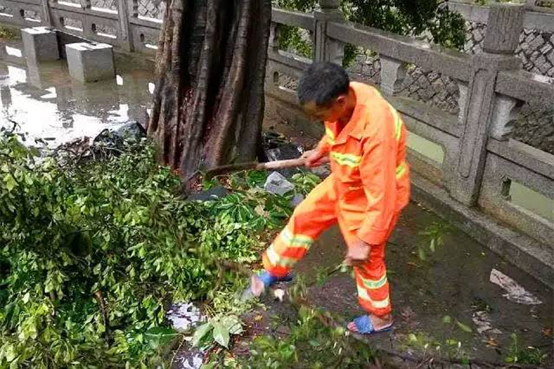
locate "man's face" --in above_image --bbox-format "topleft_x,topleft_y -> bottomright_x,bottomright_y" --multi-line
302,95 -> 347,123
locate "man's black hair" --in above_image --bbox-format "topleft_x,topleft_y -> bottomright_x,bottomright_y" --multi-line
297,62 -> 350,106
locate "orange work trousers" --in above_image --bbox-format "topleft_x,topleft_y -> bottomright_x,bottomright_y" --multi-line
263,175 -> 399,317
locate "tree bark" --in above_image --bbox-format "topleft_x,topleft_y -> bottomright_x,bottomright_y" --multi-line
147,0 -> 272,185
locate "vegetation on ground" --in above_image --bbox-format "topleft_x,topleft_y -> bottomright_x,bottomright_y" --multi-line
0,126 -> 320,367
0,26 -> 18,41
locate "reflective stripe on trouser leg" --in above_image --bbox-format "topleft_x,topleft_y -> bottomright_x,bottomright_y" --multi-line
263,176 -> 338,277
262,229 -> 314,277
354,244 -> 392,316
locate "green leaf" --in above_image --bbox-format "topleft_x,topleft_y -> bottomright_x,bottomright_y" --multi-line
456,321 -> 473,333
309,340 -> 320,347
24,174 -> 33,186
429,238 -> 436,253
221,315 -> 243,335
417,247 -> 426,261
192,323 -> 213,347
212,321 -> 230,348
442,315 -> 451,324
145,327 -> 177,347
3,173 -> 16,192
200,363 -> 216,369
4,344 -> 16,362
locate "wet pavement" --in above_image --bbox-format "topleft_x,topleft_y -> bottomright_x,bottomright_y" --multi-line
0,41 -> 154,146
265,203 -> 554,366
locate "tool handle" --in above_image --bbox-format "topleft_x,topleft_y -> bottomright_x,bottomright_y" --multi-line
205,157 -> 307,179
255,157 -> 306,170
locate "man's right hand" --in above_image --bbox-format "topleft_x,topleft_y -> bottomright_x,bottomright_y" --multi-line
302,149 -> 330,168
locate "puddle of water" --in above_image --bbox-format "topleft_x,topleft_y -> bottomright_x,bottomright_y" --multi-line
166,303 -> 206,369
166,302 -> 204,332
0,57 -> 154,147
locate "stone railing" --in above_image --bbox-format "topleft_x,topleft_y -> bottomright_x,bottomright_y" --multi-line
266,2 -> 554,287
448,0 -> 554,169
0,0 -> 165,54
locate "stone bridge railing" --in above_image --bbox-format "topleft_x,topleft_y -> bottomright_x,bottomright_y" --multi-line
0,0 -> 165,53
266,2 -> 554,287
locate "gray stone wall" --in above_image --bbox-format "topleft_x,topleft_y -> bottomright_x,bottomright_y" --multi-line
466,21 -> 554,77
0,4 -> 12,15
138,0 -> 165,20
347,52 -> 461,116
91,0 -> 117,11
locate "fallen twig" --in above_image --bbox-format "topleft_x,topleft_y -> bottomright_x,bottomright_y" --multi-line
94,290 -> 110,340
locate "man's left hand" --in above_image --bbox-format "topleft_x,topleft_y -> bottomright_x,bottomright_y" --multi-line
345,238 -> 371,266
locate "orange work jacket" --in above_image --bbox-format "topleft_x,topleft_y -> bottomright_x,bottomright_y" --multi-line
317,82 -> 410,245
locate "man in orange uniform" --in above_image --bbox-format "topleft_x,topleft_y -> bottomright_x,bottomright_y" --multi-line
251,62 -> 410,334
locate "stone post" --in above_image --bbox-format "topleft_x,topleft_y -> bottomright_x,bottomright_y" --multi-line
449,4 -> 524,206
266,22 -> 280,89
66,42 -> 115,82
379,56 -> 407,96
130,0 -> 138,18
22,27 -> 60,62
268,22 -> 279,55
117,0 -> 134,51
314,0 -> 344,64
483,5 -> 524,55
40,0 -> 52,26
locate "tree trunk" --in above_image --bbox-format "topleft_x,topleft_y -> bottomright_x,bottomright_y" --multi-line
147,0 -> 272,185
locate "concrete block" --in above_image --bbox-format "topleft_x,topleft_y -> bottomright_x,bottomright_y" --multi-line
66,42 -> 115,83
22,27 -> 60,62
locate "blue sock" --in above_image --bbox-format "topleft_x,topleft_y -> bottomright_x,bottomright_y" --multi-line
258,271 -> 293,287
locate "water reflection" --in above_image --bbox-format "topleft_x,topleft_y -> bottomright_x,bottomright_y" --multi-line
0,56 -> 155,146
